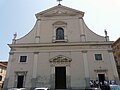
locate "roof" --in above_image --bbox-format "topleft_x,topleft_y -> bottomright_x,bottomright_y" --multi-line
0,62 -> 8,68
35,4 -> 84,19
112,37 -> 120,47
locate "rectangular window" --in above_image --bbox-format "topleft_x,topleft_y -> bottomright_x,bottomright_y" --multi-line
20,56 -> 27,62
0,76 -> 2,81
95,54 -> 102,60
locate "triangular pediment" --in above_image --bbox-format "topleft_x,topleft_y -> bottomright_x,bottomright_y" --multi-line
36,4 -> 84,18
49,55 -> 72,62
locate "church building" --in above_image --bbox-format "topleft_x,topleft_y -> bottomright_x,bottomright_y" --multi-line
4,4 -> 119,90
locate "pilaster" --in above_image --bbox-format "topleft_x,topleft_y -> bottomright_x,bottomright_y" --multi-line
35,20 -> 41,43
82,50 -> 90,87
31,52 -> 39,89
66,66 -> 71,89
51,65 -> 55,90
35,36 -> 40,43
80,34 -> 86,42
79,18 -> 86,42
3,52 -> 14,90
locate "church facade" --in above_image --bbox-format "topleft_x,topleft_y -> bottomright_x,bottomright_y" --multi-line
4,4 -> 119,90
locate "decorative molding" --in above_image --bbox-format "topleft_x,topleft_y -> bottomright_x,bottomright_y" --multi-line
34,52 -> 39,54
49,55 -> 72,63
94,69 -> 108,72
78,17 -> 83,19
52,36 -> 68,43
80,34 -> 85,36
9,52 -> 14,55
15,71 -> 28,75
8,41 -> 113,48
108,50 -> 114,53
53,21 -> 67,25
37,19 -> 41,21
35,36 -> 40,38
81,50 -> 87,53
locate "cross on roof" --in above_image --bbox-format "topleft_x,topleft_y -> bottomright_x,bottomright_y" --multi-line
57,0 -> 62,5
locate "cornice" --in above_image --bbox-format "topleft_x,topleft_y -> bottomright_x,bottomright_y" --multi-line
8,41 -> 113,48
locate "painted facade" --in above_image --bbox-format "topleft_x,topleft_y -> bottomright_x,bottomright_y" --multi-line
112,37 -> 120,79
3,4 -> 119,90
0,62 -> 7,89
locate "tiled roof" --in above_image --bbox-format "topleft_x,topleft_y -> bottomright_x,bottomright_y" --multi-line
0,62 -> 7,68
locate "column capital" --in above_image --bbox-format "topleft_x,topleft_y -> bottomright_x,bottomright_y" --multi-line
33,52 -> 39,54
82,50 -> 87,53
35,36 -> 40,38
108,50 -> 114,53
80,34 -> 85,36
9,52 -> 14,55
37,19 -> 41,21
78,17 -> 83,19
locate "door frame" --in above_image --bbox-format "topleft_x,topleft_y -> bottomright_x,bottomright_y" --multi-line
49,55 -> 72,89
97,73 -> 106,84
14,71 -> 27,88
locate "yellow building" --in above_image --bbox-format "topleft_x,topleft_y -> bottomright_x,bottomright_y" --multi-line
0,62 -> 7,89
112,37 -> 120,78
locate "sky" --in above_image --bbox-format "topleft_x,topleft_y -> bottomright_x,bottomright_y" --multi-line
0,0 -> 120,61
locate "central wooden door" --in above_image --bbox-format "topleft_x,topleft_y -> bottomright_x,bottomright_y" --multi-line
98,74 -> 105,84
55,67 -> 66,89
17,75 -> 24,88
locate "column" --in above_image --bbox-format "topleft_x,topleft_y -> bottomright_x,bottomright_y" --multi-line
3,52 -> 14,90
79,18 -> 86,42
108,50 -> 120,84
31,52 -> 39,90
50,65 -> 55,90
66,65 -> 71,89
82,51 -> 90,87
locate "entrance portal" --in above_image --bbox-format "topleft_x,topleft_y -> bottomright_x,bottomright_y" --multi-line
98,74 -> 105,84
55,67 -> 66,89
17,75 -> 24,88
